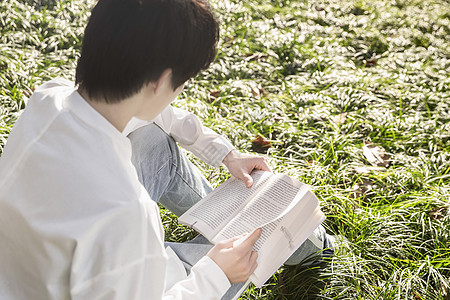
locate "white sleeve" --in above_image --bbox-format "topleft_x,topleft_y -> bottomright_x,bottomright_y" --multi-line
124,105 -> 235,167
163,256 -> 231,300
153,105 -> 235,167
69,200 -> 231,300
72,254 -> 230,300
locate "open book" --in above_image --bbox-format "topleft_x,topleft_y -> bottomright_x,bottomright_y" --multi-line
179,170 -> 326,288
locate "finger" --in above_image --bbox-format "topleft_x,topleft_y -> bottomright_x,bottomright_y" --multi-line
238,228 -> 262,250
255,158 -> 272,172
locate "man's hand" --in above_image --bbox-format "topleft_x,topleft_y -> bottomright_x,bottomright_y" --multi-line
207,229 -> 262,284
222,150 -> 271,188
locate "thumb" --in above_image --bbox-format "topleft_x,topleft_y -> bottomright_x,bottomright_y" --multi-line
243,173 -> 253,188
220,233 -> 248,248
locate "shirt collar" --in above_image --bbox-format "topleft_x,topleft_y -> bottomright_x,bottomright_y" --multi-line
63,89 -> 132,156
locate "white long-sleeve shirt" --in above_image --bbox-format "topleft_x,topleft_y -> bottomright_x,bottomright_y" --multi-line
123,106 -> 234,167
0,78 -> 232,299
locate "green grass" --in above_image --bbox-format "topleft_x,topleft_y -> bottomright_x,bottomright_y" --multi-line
1,0 -> 449,299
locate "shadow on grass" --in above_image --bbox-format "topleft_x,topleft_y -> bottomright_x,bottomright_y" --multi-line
240,259 -> 334,300
277,263 -> 331,300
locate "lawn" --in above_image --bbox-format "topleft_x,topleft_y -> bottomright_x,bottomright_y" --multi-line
1,0 -> 449,299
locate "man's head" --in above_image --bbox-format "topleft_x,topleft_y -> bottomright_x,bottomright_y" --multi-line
75,0 -> 219,103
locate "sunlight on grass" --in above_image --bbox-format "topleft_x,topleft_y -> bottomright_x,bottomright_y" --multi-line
1,0 -> 449,298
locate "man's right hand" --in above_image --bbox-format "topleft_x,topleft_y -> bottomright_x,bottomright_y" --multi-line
206,228 -> 262,284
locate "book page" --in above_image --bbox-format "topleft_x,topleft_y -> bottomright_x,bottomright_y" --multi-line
212,174 -> 310,243
250,191 -> 325,288
178,171 -> 273,240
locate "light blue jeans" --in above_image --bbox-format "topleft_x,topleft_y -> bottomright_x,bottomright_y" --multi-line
128,123 -> 334,300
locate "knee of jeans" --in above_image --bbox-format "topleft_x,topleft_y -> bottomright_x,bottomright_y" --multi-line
128,124 -> 181,181
128,124 -> 176,159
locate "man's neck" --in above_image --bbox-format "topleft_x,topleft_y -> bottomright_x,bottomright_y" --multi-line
78,89 -> 138,133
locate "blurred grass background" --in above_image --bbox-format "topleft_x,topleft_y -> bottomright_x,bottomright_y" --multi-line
1,0 -> 449,299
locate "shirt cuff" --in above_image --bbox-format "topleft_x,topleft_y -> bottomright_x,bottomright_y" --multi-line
210,137 -> 235,168
191,256 -> 231,297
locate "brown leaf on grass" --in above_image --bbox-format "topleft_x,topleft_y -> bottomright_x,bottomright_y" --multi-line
208,90 -> 220,102
442,283 -> 449,300
247,81 -> 264,98
331,113 -> 348,125
441,284 -> 450,300
363,144 -> 390,167
364,58 -> 378,67
350,178 -> 373,198
258,87 -> 266,96
251,135 -> 271,153
306,160 -> 315,168
245,52 -> 269,61
429,207 -> 449,220
251,85 -> 262,98
23,86 -> 35,98
414,291 -> 425,300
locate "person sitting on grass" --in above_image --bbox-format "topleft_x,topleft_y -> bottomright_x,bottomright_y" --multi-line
0,0 -> 335,299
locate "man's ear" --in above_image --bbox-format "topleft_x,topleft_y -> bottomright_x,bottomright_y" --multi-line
153,69 -> 173,96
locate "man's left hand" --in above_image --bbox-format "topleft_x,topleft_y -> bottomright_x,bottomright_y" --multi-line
222,150 -> 272,188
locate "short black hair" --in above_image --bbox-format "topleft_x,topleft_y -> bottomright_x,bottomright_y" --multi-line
75,0 -> 219,103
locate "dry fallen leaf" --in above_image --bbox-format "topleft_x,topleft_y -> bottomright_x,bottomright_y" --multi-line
23,86 -> 35,98
306,160 -> 316,169
208,90 -> 220,102
251,135 -> 271,153
365,58 -> 378,67
442,283 -> 449,300
363,144 -> 390,167
251,85 -> 261,98
247,81 -> 264,98
351,178 -> 373,198
429,207 -> 449,220
245,52 -> 269,61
